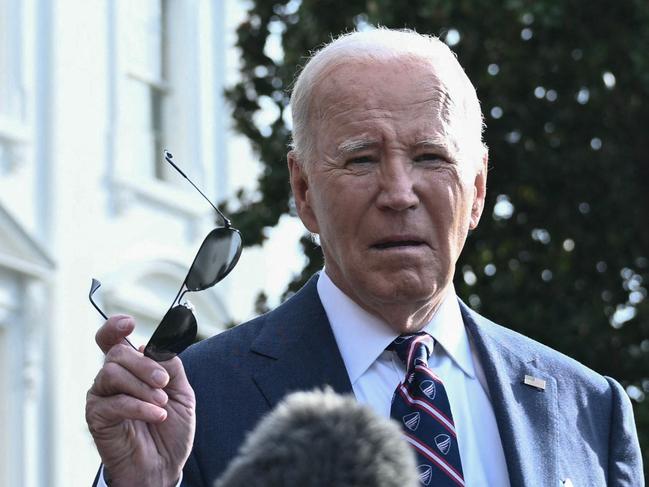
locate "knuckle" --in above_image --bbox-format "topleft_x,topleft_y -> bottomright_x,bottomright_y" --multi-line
89,370 -> 106,394
87,420 -> 100,437
105,343 -> 131,362
86,386 -> 97,402
85,400 -> 96,425
101,360 -> 120,376
132,400 -> 148,417
85,409 -> 106,437
93,362 -> 125,395
115,394 -> 142,416
100,364 -> 120,389
94,325 -> 105,346
85,395 -> 104,431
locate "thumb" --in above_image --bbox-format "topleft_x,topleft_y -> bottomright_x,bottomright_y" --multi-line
95,315 -> 136,354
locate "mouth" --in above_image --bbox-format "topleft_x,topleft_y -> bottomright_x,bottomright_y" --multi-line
371,238 -> 427,250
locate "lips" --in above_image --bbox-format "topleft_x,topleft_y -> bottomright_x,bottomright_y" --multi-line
371,236 -> 427,250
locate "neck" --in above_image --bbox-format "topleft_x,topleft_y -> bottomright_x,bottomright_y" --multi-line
366,293 -> 447,334
322,269 -> 451,334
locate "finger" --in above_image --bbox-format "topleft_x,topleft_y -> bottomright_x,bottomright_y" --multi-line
86,391 -> 168,429
102,343 -> 171,390
158,357 -> 195,406
92,356 -> 169,407
95,315 -> 136,353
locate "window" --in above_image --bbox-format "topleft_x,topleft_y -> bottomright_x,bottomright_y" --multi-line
110,0 -> 212,215
122,0 -> 170,181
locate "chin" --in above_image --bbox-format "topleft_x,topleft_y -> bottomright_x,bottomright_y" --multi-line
367,271 -> 440,304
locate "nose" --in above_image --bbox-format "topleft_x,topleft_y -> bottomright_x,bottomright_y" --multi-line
375,159 -> 419,211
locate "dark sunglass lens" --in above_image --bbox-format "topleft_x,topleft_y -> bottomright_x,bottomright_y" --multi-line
143,305 -> 198,362
185,228 -> 242,291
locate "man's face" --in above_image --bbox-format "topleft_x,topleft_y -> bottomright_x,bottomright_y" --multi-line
289,58 -> 487,327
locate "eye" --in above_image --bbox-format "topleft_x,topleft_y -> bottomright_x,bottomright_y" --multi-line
347,155 -> 376,165
413,153 -> 445,164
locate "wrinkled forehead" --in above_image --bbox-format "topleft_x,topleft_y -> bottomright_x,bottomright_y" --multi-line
309,56 -> 465,133
313,57 -> 456,120
310,57 -> 468,153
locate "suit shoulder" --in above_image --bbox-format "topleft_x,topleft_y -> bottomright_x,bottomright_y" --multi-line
180,311 -> 269,373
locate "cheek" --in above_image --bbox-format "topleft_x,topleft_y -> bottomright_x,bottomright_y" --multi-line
312,178 -> 376,248
424,169 -> 462,206
424,174 -> 474,238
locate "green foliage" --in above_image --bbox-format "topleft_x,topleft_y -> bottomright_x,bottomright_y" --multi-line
225,0 -> 649,473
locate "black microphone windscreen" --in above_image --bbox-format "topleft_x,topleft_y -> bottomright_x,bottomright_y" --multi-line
214,388 -> 418,487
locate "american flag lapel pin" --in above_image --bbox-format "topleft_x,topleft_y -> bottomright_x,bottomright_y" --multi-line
523,374 -> 546,391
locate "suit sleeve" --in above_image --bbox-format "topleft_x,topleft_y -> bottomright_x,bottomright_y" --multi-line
181,450 -> 206,486
605,376 -> 645,486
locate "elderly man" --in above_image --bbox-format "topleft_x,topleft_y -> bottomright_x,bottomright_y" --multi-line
86,29 -> 643,486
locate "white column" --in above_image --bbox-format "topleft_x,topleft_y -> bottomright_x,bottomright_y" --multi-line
0,269 -> 24,487
22,280 -> 49,487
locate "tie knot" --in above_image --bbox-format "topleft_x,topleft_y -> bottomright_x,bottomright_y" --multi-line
388,333 -> 433,370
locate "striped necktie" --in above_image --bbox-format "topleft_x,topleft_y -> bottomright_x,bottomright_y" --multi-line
388,333 -> 465,486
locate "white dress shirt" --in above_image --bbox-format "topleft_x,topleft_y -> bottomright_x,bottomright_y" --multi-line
318,270 -> 511,487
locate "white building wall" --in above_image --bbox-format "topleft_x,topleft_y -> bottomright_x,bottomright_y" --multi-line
0,1 -> 306,486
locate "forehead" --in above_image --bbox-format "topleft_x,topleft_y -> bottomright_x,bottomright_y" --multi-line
311,58 -> 459,145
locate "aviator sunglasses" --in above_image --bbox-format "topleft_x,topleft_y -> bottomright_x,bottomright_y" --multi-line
88,150 -> 243,361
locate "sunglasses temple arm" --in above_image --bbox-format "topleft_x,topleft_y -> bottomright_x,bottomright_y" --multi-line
90,298 -> 109,321
89,283 -> 109,320
164,151 -> 232,228
89,283 -> 138,352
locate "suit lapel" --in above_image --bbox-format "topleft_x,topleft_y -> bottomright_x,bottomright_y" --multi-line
250,275 -> 353,409
461,302 -> 559,486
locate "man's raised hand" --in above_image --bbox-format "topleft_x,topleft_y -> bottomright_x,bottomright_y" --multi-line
86,315 -> 196,487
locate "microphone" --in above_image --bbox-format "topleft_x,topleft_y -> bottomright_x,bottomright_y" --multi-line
214,388 -> 419,487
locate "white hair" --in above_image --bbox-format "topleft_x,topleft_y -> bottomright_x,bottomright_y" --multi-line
289,28 -> 486,169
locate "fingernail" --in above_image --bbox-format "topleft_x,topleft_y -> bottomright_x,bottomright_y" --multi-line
153,389 -> 168,406
117,318 -> 131,330
151,369 -> 168,387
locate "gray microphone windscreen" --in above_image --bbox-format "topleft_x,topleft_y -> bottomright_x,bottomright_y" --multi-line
214,388 -> 418,487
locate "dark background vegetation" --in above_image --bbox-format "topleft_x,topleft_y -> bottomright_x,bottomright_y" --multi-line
222,0 -> 649,474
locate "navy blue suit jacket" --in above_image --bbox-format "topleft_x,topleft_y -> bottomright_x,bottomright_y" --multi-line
178,275 -> 643,486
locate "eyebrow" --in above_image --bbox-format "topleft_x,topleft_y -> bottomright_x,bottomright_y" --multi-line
334,135 -> 460,160
335,137 -> 380,157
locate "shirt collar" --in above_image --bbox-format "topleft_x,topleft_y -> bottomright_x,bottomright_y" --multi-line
317,270 -> 476,384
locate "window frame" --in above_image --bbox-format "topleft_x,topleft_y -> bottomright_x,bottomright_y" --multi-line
107,0 -> 213,219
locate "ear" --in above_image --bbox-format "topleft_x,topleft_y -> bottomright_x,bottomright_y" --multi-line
288,151 -> 320,234
469,152 -> 488,230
